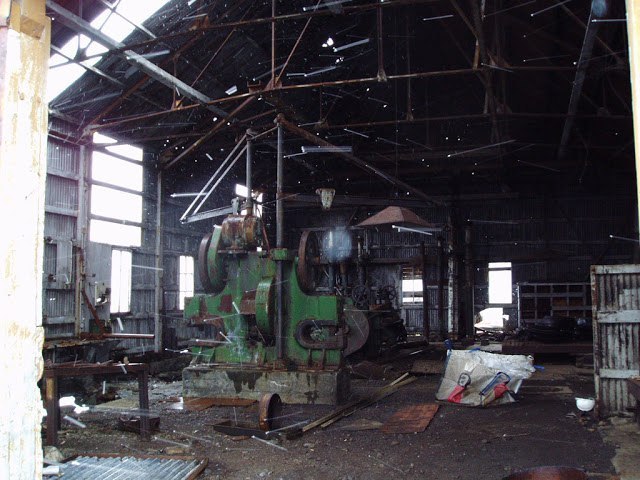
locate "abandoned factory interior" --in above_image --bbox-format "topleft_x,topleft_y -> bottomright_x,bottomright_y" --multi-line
3,0 -> 640,479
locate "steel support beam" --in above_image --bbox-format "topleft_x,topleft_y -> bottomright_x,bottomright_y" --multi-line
277,114 -> 445,206
46,0 -> 228,117
558,1 -> 600,160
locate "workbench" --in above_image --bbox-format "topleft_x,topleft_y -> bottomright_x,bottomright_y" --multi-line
44,362 -> 150,446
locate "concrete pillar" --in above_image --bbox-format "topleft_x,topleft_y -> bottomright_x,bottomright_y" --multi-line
0,1 -> 50,478
627,0 -> 640,237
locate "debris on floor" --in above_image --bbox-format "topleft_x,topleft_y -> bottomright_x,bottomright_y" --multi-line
56,454 -> 208,480
381,404 -> 439,434
436,350 -> 536,407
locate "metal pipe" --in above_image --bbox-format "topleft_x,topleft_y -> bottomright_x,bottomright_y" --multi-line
376,5 -> 387,81
163,96 -> 255,169
276,122 -> 284,360
271,0 -> 276,83
179,134 -> 247,222
154,170 -> 163,353
246,132 -> 253,215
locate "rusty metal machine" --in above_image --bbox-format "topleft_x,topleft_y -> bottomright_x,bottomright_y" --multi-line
182,213 -> 375,404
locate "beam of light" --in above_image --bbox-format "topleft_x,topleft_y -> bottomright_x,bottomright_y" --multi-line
422,14 -> 453,21
333,38 -> 370,52
516,159 -> 560,172
530,0 -> 571,17
609,235 -> 640,243
483,0 -> 536,18
447,139 -> 515,158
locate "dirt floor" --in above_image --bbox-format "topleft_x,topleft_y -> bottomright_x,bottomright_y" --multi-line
45,350 -> 625,480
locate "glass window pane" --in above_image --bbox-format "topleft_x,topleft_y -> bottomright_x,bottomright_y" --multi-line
105,143 -> 143,162
179,255 -> 194,310
110,249 -> 132,313
90,219 -> 141,247
92,152 -> 143,191
91,185 -> 142,223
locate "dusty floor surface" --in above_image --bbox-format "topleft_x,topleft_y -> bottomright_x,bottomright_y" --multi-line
46,352 -> 626,480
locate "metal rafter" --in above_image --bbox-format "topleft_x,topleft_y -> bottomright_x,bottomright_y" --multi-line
277,114 -> 445,206
46,0 -> 229,118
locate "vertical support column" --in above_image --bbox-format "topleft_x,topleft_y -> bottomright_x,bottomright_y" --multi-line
276,122 -> 284,359
154,170 -> 163,353
246,132 -> 253,215
463,223 -> 474,337
421,241 -> 429,341
0,1 -> 51,476
75,145 -> 89,337
626,0 -> 640,237
436,236 -> 446,339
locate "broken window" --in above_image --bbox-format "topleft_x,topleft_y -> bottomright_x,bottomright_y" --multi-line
401,266 -> 423,304
179,255 -> 194,310
110,249 -> 132,313
89,133 -> 143,247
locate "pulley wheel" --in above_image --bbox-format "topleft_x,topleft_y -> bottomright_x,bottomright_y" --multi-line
258,393 -> 282,431
297,230 -> 321,294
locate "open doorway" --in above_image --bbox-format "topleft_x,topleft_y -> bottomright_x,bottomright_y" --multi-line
476,262 -> 512,330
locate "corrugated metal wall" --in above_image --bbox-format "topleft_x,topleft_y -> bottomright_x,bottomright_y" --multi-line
591,264 -> 640,417
43,120 -> 80,339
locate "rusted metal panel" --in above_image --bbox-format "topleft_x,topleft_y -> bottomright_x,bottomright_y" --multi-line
591,264 -> 640,417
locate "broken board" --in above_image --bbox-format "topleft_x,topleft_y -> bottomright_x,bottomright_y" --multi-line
381,404 -> 439,434
167,397 -> 256,411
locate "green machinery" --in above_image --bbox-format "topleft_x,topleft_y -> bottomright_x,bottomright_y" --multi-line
182,214 -> 370,404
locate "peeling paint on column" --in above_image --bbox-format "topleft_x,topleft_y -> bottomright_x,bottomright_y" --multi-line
0,2 -> 51,478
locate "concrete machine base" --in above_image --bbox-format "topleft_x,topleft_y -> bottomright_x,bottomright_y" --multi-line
183,365 -> 351,405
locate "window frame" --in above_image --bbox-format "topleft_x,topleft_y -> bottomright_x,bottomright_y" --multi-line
178,255 -> 195,310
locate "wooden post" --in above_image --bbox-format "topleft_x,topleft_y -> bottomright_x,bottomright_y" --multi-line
0,1 -> 50,477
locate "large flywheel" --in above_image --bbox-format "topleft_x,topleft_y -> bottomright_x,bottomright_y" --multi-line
197,226 -> 226,293
297,230 -> 322,293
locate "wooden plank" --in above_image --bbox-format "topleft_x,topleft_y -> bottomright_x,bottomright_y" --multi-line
301,374 -> 413,433
381,404 -> 439,434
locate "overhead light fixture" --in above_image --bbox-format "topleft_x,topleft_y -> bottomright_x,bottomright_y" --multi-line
225,85 -> 238,95
301,146 -> 352,153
